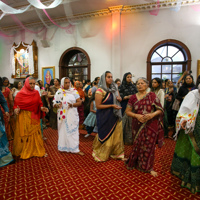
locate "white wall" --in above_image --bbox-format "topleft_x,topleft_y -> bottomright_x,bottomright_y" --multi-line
121,6 -> 200,82
0,6 -> 200,83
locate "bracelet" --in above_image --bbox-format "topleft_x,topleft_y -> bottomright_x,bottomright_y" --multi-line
72,104 -> 73,108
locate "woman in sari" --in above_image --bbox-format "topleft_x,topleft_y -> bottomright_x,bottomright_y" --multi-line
53,77 -> 84,155
74,81 -> 85,129
48,78 -> 60,129
92,71 -> 124,162
13,77 -> 48,159
171,87 -> 200,193
125,77 -> 164,177
0,91 -> 14,167
0,77 -> 14,140
118,72 -> 137,145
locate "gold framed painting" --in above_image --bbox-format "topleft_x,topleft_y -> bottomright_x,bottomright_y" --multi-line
12,40 -> 38,79
197,60 -> 200,78
42,66 -> 55,86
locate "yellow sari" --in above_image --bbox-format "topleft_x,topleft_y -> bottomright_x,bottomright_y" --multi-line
13,110 -> 45,159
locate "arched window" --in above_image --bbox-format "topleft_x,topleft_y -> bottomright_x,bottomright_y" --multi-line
59,47 -> 91,81
147,39 -> 191,83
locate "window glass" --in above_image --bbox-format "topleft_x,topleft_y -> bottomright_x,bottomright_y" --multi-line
149,43 -> 187,84
162,57 -> 172,62
162,74 -> 171,80
67,52 -> 89,81
156,46 -> 167,58
152,65 -> 161,73
168,46 -> 179,57
151,74 -> 161,79
172,74 -> 181,83
172,51 -> 184,62
151,52 -> 162,62
173,65 -> 182,73
162,65 -> 171,73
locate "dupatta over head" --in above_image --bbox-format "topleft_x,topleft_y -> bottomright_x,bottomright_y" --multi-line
14,77 -> 44,120
98,72 -> 122,120
59,77 -> 79,96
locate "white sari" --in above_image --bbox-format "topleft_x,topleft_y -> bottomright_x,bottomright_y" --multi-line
53,78 -> 80,153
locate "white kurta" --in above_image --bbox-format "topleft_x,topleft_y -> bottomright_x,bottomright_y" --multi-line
53,88 -> 80,153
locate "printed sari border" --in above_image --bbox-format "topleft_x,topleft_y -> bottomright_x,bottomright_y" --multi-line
98,121 -> 117,144
102,93 -> 110,104
133,122 -> 147,143
134,92 -> 150,105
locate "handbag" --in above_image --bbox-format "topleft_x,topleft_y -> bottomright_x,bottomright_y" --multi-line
172,99 -> 180,111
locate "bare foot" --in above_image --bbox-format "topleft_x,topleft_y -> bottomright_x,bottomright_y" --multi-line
150,171 -> 158,177
77,151 -> 84,156
121,158 -> 128,161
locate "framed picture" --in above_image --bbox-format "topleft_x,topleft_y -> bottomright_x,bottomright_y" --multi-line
11,40 -> 38,79
42,66 -> 55,86
197,60 -> 200,78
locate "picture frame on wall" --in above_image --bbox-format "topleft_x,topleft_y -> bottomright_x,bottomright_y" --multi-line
197,60 -> 200,78
11,40 -> 38,79
42,66 -> 55,86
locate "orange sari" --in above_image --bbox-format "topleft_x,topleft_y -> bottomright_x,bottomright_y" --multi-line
13,78 -> 45,159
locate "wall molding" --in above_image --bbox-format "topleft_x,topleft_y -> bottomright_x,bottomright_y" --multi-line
2,0 -> 200,32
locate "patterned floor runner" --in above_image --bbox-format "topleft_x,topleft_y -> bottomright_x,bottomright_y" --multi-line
0,128 -> 199,200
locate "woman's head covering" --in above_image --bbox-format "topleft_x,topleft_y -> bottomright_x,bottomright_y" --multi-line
61,77 -> 71,89
14,77 -> 44,120
98,71 -> 122,120
59,77 -> 79,97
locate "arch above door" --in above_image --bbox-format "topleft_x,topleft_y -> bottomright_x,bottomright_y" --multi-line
59,47 -> 91,81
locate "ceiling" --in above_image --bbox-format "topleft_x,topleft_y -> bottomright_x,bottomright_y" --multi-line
1,0 -> 200,31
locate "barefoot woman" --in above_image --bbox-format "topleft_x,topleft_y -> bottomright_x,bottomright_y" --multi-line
53,77 -> 84,156
92,71 -> 124,162
125,77 -> 164,177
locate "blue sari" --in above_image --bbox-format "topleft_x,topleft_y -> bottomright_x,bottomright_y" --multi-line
0,91 -> 13,167
96,92 -> 118,143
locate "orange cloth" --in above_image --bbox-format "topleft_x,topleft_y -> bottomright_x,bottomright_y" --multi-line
13,110 -> 45,159
74,81 -> 85,100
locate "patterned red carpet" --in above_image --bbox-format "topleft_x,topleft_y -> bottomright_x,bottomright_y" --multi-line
0,128 -> 200,200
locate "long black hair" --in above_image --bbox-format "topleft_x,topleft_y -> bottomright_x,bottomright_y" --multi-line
88,92 -> 96,107
182,74 -> 195,88
151,77 -> 162,92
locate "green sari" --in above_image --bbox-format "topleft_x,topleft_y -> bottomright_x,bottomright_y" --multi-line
171,108 -> 200,193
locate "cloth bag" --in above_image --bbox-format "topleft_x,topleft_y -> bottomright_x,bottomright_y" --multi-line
172,99 -> 180,111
